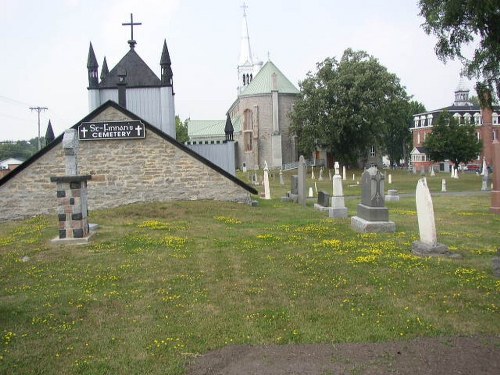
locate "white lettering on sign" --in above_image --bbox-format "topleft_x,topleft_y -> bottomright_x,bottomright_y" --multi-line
78,121 -> 145,141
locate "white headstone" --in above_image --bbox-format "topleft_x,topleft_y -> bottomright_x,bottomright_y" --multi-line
279,169 -> 284,185
430,167 -> 435,177
308,187 -> 314,197
481,157 -> 486,176
388,174 -> 392,184
328,170 -> 332,180
342,166 -> 346,181
352,173 -> 355,181
441,178 -> 447,192
334,162 -> 340,175
416,178 -> 437,247
318,167 -> 324,181
263,161 -> 271,199
332,175 -> 345,208
311,166 -> 315,180
314,181 -> 318,193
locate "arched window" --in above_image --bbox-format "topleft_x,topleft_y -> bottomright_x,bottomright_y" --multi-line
420,115 -> 426,127
453,113 -> 461,124
474,112 -> 481,125
243,109 -> 253,151
463,113 -> 471,124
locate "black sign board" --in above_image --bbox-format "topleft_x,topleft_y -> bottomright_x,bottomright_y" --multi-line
78,121 -> 145,141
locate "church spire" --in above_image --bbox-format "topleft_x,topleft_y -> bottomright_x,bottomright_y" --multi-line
238,2 -> 253,66
87,42 -> 99,88
160,39 -> 173,87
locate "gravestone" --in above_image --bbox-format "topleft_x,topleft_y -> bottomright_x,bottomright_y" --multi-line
311,166 -> 315,180
388,174 -> 392,184
50,129 -> 93,244
329,174 -> 348,218
298,155 -> 306,206
385,189 -> 400,202
412,178 -> 456,257
291,176 -> 298,195
351,167 -> 395,233
314,191 -> 331,212
342,166 -> 346,181
318,167 -> 324,181
481,161 -> 490,191
263,161 -> 271,199
430,167 -> 436,177
242,162 -> 247,173
334,161 -> 340,176
441,179 -> 447,192
279,169 -> 284,185
308,187 -> 314,198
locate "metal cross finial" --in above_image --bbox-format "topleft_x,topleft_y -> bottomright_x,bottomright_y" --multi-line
241,2 -> 248,16
122,13 -> 142,48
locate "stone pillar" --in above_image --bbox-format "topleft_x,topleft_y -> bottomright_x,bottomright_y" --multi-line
491,139 -> 500,214
298,155 -> 306,206
50,175 -> 92,240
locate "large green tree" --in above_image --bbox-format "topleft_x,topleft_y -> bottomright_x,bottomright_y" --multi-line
419,0 -> 500,101
382,99 -> 426,167
0,138 -> 41,161
290,49 -> 409,166
424,111 -> 482,168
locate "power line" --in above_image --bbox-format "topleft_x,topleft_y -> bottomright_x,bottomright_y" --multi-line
30,106 -> 48,151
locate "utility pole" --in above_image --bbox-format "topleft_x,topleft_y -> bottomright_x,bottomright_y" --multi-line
30,106 -> 48,150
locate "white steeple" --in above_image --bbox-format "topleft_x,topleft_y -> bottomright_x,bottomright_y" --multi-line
237,3 -> 261,94
239,3 -> 252,66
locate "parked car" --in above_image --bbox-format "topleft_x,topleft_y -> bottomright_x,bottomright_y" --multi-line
465,164 -> 481,173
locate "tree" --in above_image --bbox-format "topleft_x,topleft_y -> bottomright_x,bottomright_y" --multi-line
175,115 -> 189,143
0,138 -> 41,161
419,0 -> 500,101
382,100 -> 426,167
290,49 -> 409,166
423,111 -> 482,169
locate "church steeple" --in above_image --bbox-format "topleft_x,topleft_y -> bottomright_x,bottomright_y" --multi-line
87,42 -> 99,88
160,39 -> 173,87
239,3 -> 252,67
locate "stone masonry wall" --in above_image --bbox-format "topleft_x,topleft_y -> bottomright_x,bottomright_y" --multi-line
0,108 -> 253,221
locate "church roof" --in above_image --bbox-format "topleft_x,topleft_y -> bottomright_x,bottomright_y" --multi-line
0,101 -> 257,195
98,48 -> 162,88
240,61 -> 299,96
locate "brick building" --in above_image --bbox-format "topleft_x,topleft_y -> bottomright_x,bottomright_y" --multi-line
410,81 -> 499,173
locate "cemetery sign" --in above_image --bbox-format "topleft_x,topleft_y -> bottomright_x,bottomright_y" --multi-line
78,121 -> 145,141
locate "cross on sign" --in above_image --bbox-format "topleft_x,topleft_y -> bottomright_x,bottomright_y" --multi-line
135,125 -> 143,136
80,126 -> 88,138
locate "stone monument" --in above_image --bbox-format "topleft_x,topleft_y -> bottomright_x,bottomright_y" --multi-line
412,178 -> 457,257
329,168 -> 348,218
351,167 -> 395,233
263,161 -> 271,199
314,191 -> 331,212
50,129 -> 93,243
298,155 -> 306,207
481,158 -> 490,191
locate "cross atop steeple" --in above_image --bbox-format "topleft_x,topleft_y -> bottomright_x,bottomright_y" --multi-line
122,13 -> 142,48
241,2 -> 248,16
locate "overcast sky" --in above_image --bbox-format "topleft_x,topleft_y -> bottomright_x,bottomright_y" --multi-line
0,0 -> 475,141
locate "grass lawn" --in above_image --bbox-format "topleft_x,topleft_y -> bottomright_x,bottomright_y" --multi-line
0,169 -> 498,374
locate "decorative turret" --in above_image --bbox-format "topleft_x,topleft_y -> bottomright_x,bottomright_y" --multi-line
160,39 -> 173,87
45,120 -> 55,146
237,3 -> 261,94
454,76 -> 472,107
100,57 -> 109,81
225,113 -> 234,141
87,42 -> 99,88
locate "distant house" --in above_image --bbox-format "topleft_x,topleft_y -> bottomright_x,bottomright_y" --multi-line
0,158 -> 24,178
410,80 -> 499,172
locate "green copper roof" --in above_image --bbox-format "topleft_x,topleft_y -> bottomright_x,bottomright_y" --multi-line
188,118 -> 242,139
240,60 -> 300,96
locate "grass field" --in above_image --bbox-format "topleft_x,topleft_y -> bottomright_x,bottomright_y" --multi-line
0,169 -> 498,374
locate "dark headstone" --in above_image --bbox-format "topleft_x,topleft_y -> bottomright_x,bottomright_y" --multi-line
317,191 -> 330,207
291,175 -> 298,195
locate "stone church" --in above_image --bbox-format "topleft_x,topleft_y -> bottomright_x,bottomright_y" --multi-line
188,5 -> 300,170
0,16 -> 257,222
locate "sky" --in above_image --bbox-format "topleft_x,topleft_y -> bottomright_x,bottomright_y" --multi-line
0,0 -> 477,142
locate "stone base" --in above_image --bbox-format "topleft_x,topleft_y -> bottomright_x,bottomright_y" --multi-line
411,241 -> 461,258
51,231 -> 95,245
282,193 -> 298,203
351,216 -> 395,233
314,203 -> 330,212
329,207 -> 348,218
385,195 -> 400,202
356,204 -> 389,221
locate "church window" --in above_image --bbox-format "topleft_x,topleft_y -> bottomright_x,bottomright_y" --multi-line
474,113 -> 481,125
493,112 -> 499,125
243,109 -> 253,151
427,114 -> 433,126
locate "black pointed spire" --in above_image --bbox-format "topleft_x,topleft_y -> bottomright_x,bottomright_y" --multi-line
87,42 -> 99,88
225,113 -> 234,141
100,57 -> 109,81
160,39 -> 173,87
45,120 -> 55,146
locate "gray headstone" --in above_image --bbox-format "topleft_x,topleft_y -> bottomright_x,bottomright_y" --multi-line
298,155 -> 306,206
317,191 -> 330,207
291,175 -> 298,195
361,167 -> 385,208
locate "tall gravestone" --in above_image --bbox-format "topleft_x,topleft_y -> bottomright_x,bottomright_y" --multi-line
351,167 -> 395,233
263,161 -> 271,199
298,155 -> 306,206
329,168 -> 348,218
412,178 -> 456,257
50,129 -> 93,243
491,139 -> 500,214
